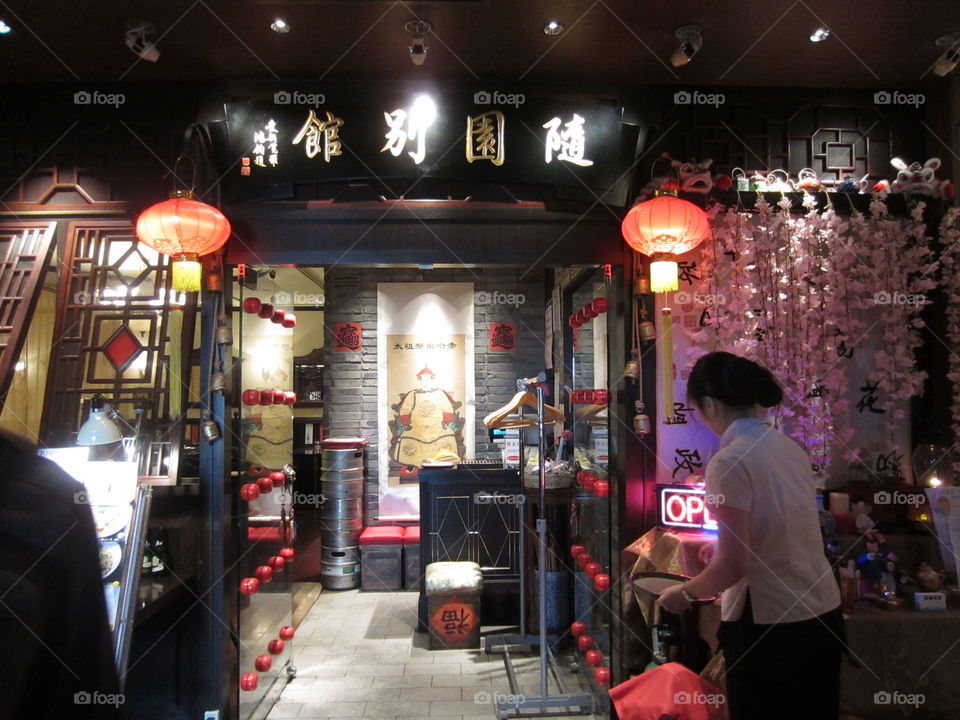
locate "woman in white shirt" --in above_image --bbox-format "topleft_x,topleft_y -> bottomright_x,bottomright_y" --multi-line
658,351 -> 844,720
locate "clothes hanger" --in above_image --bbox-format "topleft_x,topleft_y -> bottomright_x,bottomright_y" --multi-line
483,390 -> 565,428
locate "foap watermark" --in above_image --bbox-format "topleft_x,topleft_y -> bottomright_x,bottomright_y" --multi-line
874,490 -> 925,507
473,90 -> 526,108
74,90 -> 125,108
873,291 -> 927,306
274,90 -> 326,107
673,690 -> 725,708
290,492 -> 325,508
74,491 -> 90,505
674,90 -> 725,108
273,290 -> 324,306
674,290 -> 726,306
474,492 -> 525,506
874,91 -> 925,108
74,691 -> 125,708
477,290 -> 525,308
473,690 -> 526,706
874,691 -> 925,708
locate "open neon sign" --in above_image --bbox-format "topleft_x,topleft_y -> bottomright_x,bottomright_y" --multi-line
659,486 -> 717,531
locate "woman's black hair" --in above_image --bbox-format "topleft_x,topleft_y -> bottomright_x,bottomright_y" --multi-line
687,351 -> 783,409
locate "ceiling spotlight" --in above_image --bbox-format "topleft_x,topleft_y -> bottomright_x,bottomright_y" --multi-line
543,20 -> 565,36
670,25 -> 702,68
271,18 -> 290,34
934,31 -> 960,77
0,19 -> 11,35
125,20 -> 160,63
809,27 -> 830,43
405,19 -> 432,67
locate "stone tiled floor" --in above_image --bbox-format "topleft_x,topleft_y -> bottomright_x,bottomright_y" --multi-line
267,589 -> 598,720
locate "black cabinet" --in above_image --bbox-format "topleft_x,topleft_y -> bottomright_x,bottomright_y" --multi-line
417,467 -> 522,628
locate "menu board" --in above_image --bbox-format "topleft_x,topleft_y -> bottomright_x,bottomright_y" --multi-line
38,449 -> 139,630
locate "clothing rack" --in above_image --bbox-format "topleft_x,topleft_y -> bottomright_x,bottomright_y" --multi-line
483,379 -> 592,719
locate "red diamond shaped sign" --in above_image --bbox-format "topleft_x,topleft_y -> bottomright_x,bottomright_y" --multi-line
103,325 -> 142,371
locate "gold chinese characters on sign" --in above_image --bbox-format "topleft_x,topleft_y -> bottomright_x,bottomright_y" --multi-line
293,109 -> 344,162
465,112 -> 504,166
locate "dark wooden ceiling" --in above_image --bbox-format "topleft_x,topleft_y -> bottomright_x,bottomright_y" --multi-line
0,1 -> 957,89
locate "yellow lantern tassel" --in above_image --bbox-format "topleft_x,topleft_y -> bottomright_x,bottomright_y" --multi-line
659,307 -> 674,419
171,253 -> 202,293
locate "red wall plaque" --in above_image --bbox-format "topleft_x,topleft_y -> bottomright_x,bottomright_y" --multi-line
333,323 -> 362,352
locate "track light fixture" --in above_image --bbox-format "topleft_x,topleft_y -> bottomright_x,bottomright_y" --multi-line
125,20 -> 160,63
405,20 -> 432,66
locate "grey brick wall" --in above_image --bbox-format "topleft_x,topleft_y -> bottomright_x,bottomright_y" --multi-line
324,267 -> 546,523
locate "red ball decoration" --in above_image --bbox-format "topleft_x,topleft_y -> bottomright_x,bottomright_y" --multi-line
255,654 -> 273,672
271,309 -> 286,325
267,638 -> 285,655
240,672 -> 259,691
242,389 -> 260,406
591,297 -> 609,314
257,477 -> 273,494
243,297 -> 262,314
621,191 -> 711,257
284,391 -> 297,406
594,667 -> 611,685
258,390 -> 273,406
239,577 -> 260,596
240,483 -> 260,502
715,175 -> 733,191
272,389 -> 286,405
574,309 -> 586,325
279,547 -> 295,561
269,471 -> 286,488
570,621 -> 587,637
585,649 -> 603,667
279,625 -> 295,640
577,552 -> 592,569
593,480 -> 610,498
269,555 -> 286,572
594,573 -> 611,592
254,565 -> 274,584
282,313 -> 297,329
570,544 -> 586,559
585,562 -> 601,580
577,635 -> 594,652
257,302 -> 274,319
583,304 -> 598,320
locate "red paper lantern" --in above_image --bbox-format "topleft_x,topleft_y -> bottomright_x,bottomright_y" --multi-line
255,655 -> 273,672
242,389 -> 260,406
272,389 -> 286,405
621,189 -> 710,293
594,389 -> 609,405
269,555 -> 286,572
267,638 -> 285,655
593,480 -> 610,497
279,547 -> 295,561
594,573 -> 611,592
570,621 -> 586,637
594,667 -> 611,685
257,302 -> 274,319
242,297 -> 262,314
592,297 -> 609,314
240,483 -> 260,502
257,477 -> 273,494
269,471 -> 286,488
239,577 -> 260,596
240,672 -> 259,691
577,552 -> 592,568
585,649 -> 603,667
568,314 -> 578,328
574,309 -> 586,325
570,544 -> 586,559
585,562 -> 601,580
284,391 -> 297,406
254,565 -> 274,584
282,313 -> 297,329
258,390 -> 273,406
271,309 -> 286,325
279,625 -> 295,640
577,635 -> 594,652
583,304 -> 598,320
135,191 -> 231,293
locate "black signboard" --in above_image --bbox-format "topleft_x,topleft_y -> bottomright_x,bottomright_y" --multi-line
221,89 -> 635,203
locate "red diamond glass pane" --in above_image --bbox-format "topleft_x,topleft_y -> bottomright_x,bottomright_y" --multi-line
103,325 -> 142,371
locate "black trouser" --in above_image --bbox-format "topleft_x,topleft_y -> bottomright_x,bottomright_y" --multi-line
717,594 -> 845,720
